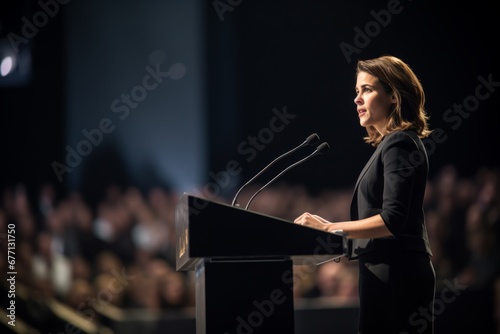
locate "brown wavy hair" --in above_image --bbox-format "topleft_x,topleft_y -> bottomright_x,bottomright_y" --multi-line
356,55 -> 432,146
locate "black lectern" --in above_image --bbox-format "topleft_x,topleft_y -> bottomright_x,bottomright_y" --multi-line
175,193 -> 346,334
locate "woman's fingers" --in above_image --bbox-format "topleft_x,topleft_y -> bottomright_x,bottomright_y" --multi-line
294,212 -> 311,224
295,212 -> 320,227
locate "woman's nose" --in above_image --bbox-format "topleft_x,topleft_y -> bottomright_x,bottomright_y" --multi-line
354,94 -> 362,105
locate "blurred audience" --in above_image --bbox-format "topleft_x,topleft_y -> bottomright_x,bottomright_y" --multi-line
31,230 -> 72,298
1,165 -> 500,330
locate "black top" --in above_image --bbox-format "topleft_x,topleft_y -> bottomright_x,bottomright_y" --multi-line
348,130 -> 432,260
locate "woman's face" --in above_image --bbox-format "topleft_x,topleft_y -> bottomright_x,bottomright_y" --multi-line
354,71 -> 395,135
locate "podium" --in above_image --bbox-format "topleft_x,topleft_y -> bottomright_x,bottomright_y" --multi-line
175,193 -> 346,334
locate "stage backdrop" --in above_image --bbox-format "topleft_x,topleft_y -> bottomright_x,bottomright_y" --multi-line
63,0 -> 207,205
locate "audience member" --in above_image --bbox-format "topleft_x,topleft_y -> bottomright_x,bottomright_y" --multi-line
1,165 -> 499,330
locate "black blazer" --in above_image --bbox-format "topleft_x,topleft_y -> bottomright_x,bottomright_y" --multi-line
347,130 -> 433,260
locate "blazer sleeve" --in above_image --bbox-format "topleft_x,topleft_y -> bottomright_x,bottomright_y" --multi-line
379,131 -> 423,236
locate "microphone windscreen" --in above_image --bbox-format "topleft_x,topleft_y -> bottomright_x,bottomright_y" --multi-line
306,133 -> 320,145
317,142 -> 330,154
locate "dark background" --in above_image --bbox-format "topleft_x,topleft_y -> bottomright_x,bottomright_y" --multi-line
207,0 -> 500,196
1,1 -> 499,333
1,0 -> 499,203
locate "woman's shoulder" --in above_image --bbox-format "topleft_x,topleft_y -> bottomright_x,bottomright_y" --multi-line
383,129 -> 418,142
381,130 -> 420,150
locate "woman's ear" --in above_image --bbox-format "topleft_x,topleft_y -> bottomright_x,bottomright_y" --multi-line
391,95 -> 397,103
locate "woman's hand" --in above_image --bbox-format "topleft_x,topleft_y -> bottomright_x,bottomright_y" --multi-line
295,214 -> 393,239
294,212 -> 332,231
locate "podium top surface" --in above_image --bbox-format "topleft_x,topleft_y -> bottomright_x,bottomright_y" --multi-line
175,193 -> 346,271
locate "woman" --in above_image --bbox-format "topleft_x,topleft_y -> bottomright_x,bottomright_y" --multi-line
294,55 -> 436,333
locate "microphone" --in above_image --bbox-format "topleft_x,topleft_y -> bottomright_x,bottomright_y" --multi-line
231,133 -> 320,206
245,142 -> 330,210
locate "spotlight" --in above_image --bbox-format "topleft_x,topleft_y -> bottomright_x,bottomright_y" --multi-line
1,55 -> 15,77
0,38 -> 31,86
